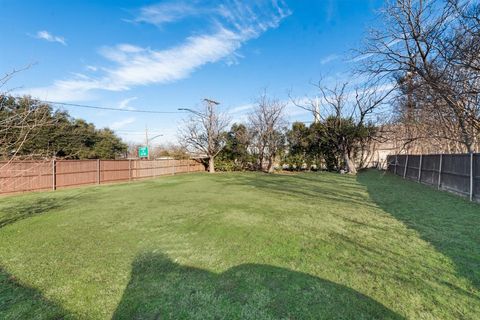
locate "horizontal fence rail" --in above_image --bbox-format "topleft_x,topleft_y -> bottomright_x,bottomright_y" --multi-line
0,159 -> 205,195
387,153 -> 479,202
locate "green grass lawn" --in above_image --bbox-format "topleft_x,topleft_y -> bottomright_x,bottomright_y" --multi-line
0,170 -> 479,319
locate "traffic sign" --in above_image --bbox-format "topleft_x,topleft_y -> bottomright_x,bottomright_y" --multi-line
138,146 -> 149,158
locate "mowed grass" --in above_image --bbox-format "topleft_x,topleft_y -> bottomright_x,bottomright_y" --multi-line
0,170 -> 479,319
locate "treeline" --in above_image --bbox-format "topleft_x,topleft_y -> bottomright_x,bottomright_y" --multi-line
0,95 -> 127,160
181,88 -> 382,174
216,119 -> 376,173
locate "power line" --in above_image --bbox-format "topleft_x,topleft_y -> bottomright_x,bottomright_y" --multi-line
41,100 -> 317,125
42,100 -> 185,114
115,129 -> 164,133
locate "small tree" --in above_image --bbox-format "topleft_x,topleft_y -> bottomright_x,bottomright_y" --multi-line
248,92 -> 287,173
217,123 -> 252,170
284,122 -> 311,170
292,80 -> 389,174
179,99 -> 230,173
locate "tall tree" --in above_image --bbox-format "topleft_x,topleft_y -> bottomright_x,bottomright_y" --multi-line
179,99 -> 230,173
217,123 -> 251,170
292,81 -> 388,174
0,95 -> 127,160
284,122 -> 311,170
248,92 -> 287,173
361,0 -> 480,152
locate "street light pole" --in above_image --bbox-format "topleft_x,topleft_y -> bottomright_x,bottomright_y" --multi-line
145,126 -> 149,160
144,125 -> 163,160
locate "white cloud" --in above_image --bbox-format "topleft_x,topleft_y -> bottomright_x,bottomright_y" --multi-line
118,97 -> 137,110
18,80 -> 95,102
86,65 -> 98,72
134,1 -> 200,26
229,103 -> 254,114
99,28 -> 246,89
320,54 -> 339,65
35,30 -> 67,46
109,117 -> 136,130
22,1 -> 291,101
350,39 -> 400,63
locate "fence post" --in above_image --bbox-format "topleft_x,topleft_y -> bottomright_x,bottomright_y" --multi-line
403,154 -> 409,179
418,154 -> 423,182
173,160 -> 176,175
438,154 -> 443,190
128,159 -> 132,182
394,155 -> 398,175
470,152 -> 474,202
52,159 -> 56,191
97,159 -> 100,185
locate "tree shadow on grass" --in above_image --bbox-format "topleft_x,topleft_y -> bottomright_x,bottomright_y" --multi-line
113,252 -> 403,319
0,193 -> 84,229
358,170 -> 480,291
225,173 -> 377,210
0,268 -> 66,319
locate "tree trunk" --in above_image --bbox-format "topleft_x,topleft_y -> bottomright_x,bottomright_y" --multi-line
344,150 -> 357,174
267,156 -> 275,173
208,157 -> 215,173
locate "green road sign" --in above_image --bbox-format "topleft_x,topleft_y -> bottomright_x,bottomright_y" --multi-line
138,146 -> 149,158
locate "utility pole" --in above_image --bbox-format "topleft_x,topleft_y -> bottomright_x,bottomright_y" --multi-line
145,128 -> 164,161
145,125 -> 149,160
204,98 -> 220,106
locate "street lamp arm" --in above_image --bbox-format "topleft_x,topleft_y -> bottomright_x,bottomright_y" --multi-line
149,134 -> 164,142
178,108 -> 205,118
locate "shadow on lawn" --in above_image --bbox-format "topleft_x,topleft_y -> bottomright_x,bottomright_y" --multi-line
113,252 -> 402,319
0,193 -> 84,229
0,268 -> 66,319
225,173 -> 376,209
358,170 -> 480,291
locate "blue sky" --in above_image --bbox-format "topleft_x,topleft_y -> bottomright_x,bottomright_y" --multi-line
0,0 -> 384,144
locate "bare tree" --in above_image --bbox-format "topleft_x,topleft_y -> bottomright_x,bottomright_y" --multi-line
248,92 -> 287,173
0,68 -> 54,165
360,0 -> 480,152
291,80 -> 392,174
179,99 -> 230,173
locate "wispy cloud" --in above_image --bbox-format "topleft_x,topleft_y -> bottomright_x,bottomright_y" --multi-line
35,30 -> 67,46
20,79 -> 95,102
133,1 -> 201,26
229,103 -> 254,114
109,117 -> 136,130
320,54 -> 339,65
118,97 -> 137,110
86,65 -> 98,72
98,29 -> 244,89
21,1 -> 291,101
350,39 -> 400,63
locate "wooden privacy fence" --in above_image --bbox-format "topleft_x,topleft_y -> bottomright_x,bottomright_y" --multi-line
386,153 -> 480,202
0,159 -> 205,195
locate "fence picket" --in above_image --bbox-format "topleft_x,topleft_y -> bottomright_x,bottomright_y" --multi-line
418,155 -> 423,182
403,155 -> 409,179
438,154 -> 443,190
470,153 -> 474,201
52,159 -> 56,191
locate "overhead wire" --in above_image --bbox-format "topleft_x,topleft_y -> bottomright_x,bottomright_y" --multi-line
42,100 -> 185,114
